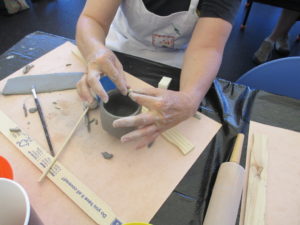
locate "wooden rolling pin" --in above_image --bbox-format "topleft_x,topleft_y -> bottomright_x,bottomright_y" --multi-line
203,133 -> 245,225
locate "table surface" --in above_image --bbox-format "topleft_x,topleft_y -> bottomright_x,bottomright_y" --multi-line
1,31 -> 300,225
0,41 -> 222,224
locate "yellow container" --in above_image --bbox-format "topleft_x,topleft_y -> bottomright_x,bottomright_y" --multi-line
123,223 -> 152,225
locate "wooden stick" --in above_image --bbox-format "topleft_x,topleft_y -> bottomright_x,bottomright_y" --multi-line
38,107 -> 89,182
230,133 -> 245,164
244,133 -> 268,225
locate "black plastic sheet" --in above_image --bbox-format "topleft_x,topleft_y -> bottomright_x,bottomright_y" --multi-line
1,31 -> 300,225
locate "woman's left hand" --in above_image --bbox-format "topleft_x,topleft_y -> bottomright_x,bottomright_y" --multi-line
112,87 -> 199,149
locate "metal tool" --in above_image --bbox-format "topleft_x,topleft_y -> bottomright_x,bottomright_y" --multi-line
31,86 -> 55,156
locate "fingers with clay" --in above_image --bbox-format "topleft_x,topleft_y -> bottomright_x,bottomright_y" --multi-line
113,88 -> 198,148
76,48 -> 128,105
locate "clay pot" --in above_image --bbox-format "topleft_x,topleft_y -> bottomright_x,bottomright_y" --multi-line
100,89 -> 141,138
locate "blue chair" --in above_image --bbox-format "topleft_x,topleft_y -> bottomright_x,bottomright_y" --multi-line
236,57 -> 300,99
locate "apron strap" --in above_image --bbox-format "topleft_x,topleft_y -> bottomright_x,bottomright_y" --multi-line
189,0 -> 200,12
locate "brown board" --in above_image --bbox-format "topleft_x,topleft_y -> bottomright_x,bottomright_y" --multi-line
0,42 -> 221,224
240,121 -> 300,225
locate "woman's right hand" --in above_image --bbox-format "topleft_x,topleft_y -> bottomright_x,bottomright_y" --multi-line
76,47 -> 128,104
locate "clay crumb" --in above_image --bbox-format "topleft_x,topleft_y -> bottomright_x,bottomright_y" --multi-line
193,112 -> 201,120
22,64 -> 34,74
23,103 -> 28,117
147,141 -> 155,148
66,63 -> 72,67
52,101 -> 57,105
88,118 -> 95,125
95,119 -> 98,125
101,152 -> 113,160
55,106 -> 61,110
10,127 -> 21,132
29,107 -> 38,113
27,121 -> 31,125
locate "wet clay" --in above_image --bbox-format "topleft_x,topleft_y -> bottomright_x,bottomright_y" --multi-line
100,90 -> 141,138
103,91 -> 139,117
101,152 -> 113,160
9,128 -> 21,132
22,64 -> 34,74
29,107 -> 37,113
23,103 -> 28,117
2,72 -> 83,95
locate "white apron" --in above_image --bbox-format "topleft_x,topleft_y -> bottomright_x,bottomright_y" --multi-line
106,0 -> 199,68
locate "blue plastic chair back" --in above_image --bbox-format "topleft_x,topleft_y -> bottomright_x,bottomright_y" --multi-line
237,57 -> 300,99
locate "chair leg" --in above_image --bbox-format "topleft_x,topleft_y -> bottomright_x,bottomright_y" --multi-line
241,0 -> 253,30
296,34 -> 300,42
245,0 -> 251,8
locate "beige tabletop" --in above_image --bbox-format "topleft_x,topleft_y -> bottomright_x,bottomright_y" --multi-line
0,42 -> 222,224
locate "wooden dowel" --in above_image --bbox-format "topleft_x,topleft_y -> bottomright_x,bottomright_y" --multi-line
38,107 -> 89,182
230,133 -> 245,164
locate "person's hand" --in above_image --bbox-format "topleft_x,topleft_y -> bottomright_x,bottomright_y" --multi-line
113,88 -> 199,149
76,47 -> 128,104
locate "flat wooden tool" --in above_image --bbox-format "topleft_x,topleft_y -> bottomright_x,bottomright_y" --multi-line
244,133 -> 268,225
240,121 -> 300,225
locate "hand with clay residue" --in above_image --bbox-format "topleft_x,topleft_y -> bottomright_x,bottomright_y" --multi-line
113,88 -> 198,149
76,48 -> 128,104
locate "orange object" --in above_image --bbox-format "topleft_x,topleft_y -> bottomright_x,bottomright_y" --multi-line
0,156 -> 14,179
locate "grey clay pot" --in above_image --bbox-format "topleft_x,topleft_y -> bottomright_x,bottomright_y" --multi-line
100,89 -> 141,138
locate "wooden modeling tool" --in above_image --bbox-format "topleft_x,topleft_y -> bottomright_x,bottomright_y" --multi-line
83,104 -> 91,133
31,86 -> 55,157
203,133 -> 245,225
38,107 -> 89,182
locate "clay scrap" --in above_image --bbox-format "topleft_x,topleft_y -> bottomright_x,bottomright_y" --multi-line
101,152 -> 113,160
22,64 -> 34,74
23,103 -> 28,117
9,127 -> 21,132
2,72 -> 84,95
29,107 -> 37,113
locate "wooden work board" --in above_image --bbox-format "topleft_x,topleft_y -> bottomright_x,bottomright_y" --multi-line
0,42 -> 221,224
240,121 -> 300,225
